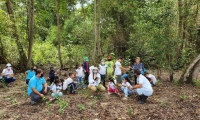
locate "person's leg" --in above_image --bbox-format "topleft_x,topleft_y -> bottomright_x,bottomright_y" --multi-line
101,75 -> 106,88
51,93 -> 56,98
121,87 -> 128,98
76,77 -> 81,88
98,84 -> 106,92
88,86 -> 97,92
26,79 -> 30,85
68,83 -> 76,94
30,92 -> 41,102
85,72 -> 89,85
58,92 -> 63,97
80,77 -> 85,88
136,88 -> 152,104
116,75 -> 121,84
108,87 -> 115,93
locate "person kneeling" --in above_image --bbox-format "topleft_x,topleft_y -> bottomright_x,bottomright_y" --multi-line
128,69 -> 153,104
1,63 -> 16,86
88,67 -> 106,92
49,78 -> 63,101
27,69 -> 49,105
63,73 -> 76,95
118,77 -> 134,100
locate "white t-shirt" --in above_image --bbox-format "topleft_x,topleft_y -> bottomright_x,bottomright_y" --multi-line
122,82 -> 132,88
137,74 -> 153,91
108,82 -> 115,89
76,67 -> 84,77
147,74 -> 157,84
88,73 -> 101,86
99,64 -> 107,75
89,66 -> 94,73
114,61 -> 122,75
2,68 -> 14,78
50,83 -> 62,92
63,77 -> 73,90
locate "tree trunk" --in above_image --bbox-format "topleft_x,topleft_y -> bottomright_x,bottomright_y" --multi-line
97,0 -> 101,57
92,0 -> 97,63
26,0 -> 34,68
5,0 -> 27,71
55,0 -> 63,68
179,54 -> 200,84
0,37 -> 9,64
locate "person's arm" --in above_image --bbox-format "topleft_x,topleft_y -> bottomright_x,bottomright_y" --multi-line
32,88 -> 44,98
25,71 -> 28,75
128,84 -> 142,90
43,82 -> 48,94
1,69 -> 7,76
89,74 -> 95,85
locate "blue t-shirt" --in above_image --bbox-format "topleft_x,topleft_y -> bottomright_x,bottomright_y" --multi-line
121,74 -> 129,80
27,75 -> 46,96
26,70 -> 35,80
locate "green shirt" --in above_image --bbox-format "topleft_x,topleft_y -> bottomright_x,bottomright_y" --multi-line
105,61 -> 114,74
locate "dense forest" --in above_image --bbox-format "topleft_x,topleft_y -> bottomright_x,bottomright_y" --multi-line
1,0 -> 200,79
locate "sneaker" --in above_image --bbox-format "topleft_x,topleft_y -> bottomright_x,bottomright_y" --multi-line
30,100 -> 36,105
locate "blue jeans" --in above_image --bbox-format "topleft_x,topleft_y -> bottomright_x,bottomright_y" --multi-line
76,77 -> 84,88
3,76 -> 16,84
30,87 -> 50,102
121,86 -> 134,98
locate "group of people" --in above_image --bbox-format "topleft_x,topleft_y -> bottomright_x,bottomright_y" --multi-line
0,56 -> 157,105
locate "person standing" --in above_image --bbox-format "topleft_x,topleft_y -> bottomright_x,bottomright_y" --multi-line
99,59 -> 107,88
105,55 -> 114,79
114,57 -> 128,85
1,63 -> 16,86
83,57 -> 90,85
25,66 -> 37,84
128,69 -> 153,104
27,69 -> 49,104
76,64 -> 85,89
130,57 -> 146,85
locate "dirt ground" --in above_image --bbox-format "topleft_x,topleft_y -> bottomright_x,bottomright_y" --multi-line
0,70 -> 200,120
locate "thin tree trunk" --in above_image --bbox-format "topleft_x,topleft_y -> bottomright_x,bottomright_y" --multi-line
55,0 -> 63,68
26,0 -> 34,68
97,0 -> 101,56
0,37 -> 9,64
5,0 -> 27,71
92,0 -> 97,63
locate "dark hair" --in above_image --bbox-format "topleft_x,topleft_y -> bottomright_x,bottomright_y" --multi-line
75,64 -> 80,69
144,72 -> 149,76
134,69 -> 141,75
118,56 -> 122,60
50,67 -> 54,70
69,73 -> 74,77
109,77 -> 115,85
54,79 -> 60,85
60,78 -> 64,90
124,77 -> 132,85
35,69 -> 43,75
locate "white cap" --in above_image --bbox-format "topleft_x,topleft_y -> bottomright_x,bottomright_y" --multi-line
93,67 -> 98,70
6,63 -> 11,67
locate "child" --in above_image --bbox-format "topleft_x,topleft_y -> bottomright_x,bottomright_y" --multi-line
50,78 -> 63,101
107,77 -> 120,95
144,72 -> 157,86
76,64 -> 84,89
119,77 -> 134,100
48,67 -> 56,84
99,59 -> 107,88
63,73 -> 76,95
25,66 -> 37,84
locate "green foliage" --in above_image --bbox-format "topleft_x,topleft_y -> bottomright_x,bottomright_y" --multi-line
173,79 -> 180,86
181,94 -> 187,100
127,106 -> 133,116
77,104 -> 85,110
193,79 -> 200,87
58,99 -> 68,114
161,101 -> 167,107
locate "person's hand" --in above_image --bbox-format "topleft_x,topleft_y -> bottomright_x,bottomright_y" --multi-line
43,88 -> 47,94
40,94 -> 44,98
118,84 -> 122,87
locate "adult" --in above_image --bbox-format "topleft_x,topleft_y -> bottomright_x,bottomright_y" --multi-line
105,55 -> 114,79
25,66 -> 37,84
114,57 -> 128,84
130,57 -> 146,85
128,69 -> 153,104
99,59 -> 107,88
88,67 -> 106,92
27,69 -> 49,104
1,63 -> 16,86
83,57 -> 90,85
